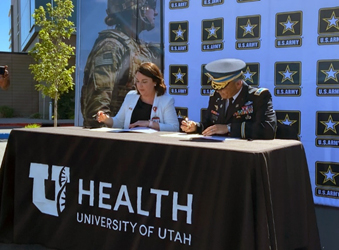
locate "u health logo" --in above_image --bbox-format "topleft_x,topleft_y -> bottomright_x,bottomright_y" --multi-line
29,163 -> 70,217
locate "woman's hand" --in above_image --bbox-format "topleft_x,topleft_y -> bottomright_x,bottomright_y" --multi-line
96,111 -> 113,127
129,120 -> 149,128
129,120 -> 160,130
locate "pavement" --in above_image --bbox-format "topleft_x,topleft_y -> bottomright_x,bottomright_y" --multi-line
0,118 -> 73,250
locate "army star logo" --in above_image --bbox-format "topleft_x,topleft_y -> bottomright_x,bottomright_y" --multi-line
240,19 -> 257,37
172,68 -> 186,84
278,114 -> 297,126
321,63 -> 339,82
204,72 -> 212,84
320,166 -> 339,184
176,107 -> 188,121
279,15 -> 299,34
323,11 -> 339,31
278,65 -> 298,83
173,25 -> 186,41
205,22 -> 220,39
320,115 -> 339,134
243,66 -> 256,83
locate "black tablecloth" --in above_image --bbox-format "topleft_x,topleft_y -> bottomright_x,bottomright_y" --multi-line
0,127 -> 320,250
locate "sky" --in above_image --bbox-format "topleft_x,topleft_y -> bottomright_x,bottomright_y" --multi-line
0,0 -> 11,52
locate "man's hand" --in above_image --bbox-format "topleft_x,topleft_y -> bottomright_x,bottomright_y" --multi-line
181,119 -> 197,133
202,124 -> 229,136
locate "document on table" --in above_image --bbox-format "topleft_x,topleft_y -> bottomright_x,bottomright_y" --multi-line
89,127 -> 158,134
160,133 -> 238,141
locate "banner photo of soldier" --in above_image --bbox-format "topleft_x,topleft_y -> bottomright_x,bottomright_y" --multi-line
75,0 -> 339,207
78,0 -> 162,128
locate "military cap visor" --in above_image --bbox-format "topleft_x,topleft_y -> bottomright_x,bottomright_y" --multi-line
205,58 -> 246,90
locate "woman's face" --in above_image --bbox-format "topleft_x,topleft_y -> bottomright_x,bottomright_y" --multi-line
135,72 -> 156,97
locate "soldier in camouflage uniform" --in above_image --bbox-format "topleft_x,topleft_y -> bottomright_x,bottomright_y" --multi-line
81,0 -> 160,127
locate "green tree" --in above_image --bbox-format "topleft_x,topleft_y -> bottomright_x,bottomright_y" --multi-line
29,0 -> 75,127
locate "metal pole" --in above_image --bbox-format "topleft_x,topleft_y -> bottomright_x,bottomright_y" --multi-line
49,101 -> 52,120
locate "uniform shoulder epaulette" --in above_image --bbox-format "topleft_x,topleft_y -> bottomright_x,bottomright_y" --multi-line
254,88 -> 268,96
210,89 -> 215,96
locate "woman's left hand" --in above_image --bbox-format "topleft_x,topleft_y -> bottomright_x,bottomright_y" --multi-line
129,120 -> 149,128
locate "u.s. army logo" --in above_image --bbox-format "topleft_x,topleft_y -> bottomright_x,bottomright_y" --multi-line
201,64 -> 213,96
316,111 -> 339,147
274,62 -> 301,96
169,21 -> 189,52
315,161 -> 339,199
236,15 -> 261,49
169,0 -> 189,9
243,63 -> 259,86
275,11 -> 302,47
316,60 -> 339,96
202,0 -> 224,7
169,65 -> 188,95
276,110 -> 300,138
201,18 -> 224,51
318,7 -> 339,45
176,107 -> 188,121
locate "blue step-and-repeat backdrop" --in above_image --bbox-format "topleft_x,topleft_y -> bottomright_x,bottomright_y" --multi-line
75,0 -> 339,207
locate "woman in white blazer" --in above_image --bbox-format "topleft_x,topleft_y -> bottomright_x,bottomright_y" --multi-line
96,62 -> 179,132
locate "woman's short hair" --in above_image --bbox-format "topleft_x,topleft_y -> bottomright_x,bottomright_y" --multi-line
136,62 -> 166,96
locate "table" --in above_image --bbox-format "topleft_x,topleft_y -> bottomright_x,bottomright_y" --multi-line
0,127 -> 320,250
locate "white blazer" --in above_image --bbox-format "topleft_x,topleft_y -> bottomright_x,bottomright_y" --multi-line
112,90 -> 179,132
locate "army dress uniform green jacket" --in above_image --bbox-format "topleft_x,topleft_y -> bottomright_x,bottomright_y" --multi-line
197,82 -> 277,139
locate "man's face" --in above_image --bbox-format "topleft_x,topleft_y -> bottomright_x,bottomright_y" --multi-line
216,80 -> 242,99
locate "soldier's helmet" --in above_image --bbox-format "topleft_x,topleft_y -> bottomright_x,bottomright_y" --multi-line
105,0 -> 157,30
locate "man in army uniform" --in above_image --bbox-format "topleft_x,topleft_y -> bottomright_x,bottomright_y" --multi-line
181,58 -> 277,140
81,0 -> 160,127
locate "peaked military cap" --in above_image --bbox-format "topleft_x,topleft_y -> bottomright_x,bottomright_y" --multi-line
205,58 -> 246,90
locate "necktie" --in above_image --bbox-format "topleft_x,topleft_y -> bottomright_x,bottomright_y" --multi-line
225,97 -> 234,117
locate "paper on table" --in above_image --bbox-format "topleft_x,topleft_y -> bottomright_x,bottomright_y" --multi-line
160,133 -> 237,141
89,127 -> 158,134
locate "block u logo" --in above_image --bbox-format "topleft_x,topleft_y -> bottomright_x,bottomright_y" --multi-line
29,163 -> 70,217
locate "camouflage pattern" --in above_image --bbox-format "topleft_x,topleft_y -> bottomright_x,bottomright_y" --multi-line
106,0 -> 155,14
81,29 -> 160,127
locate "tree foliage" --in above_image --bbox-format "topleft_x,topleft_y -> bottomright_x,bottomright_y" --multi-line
29,0 -> 75,127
